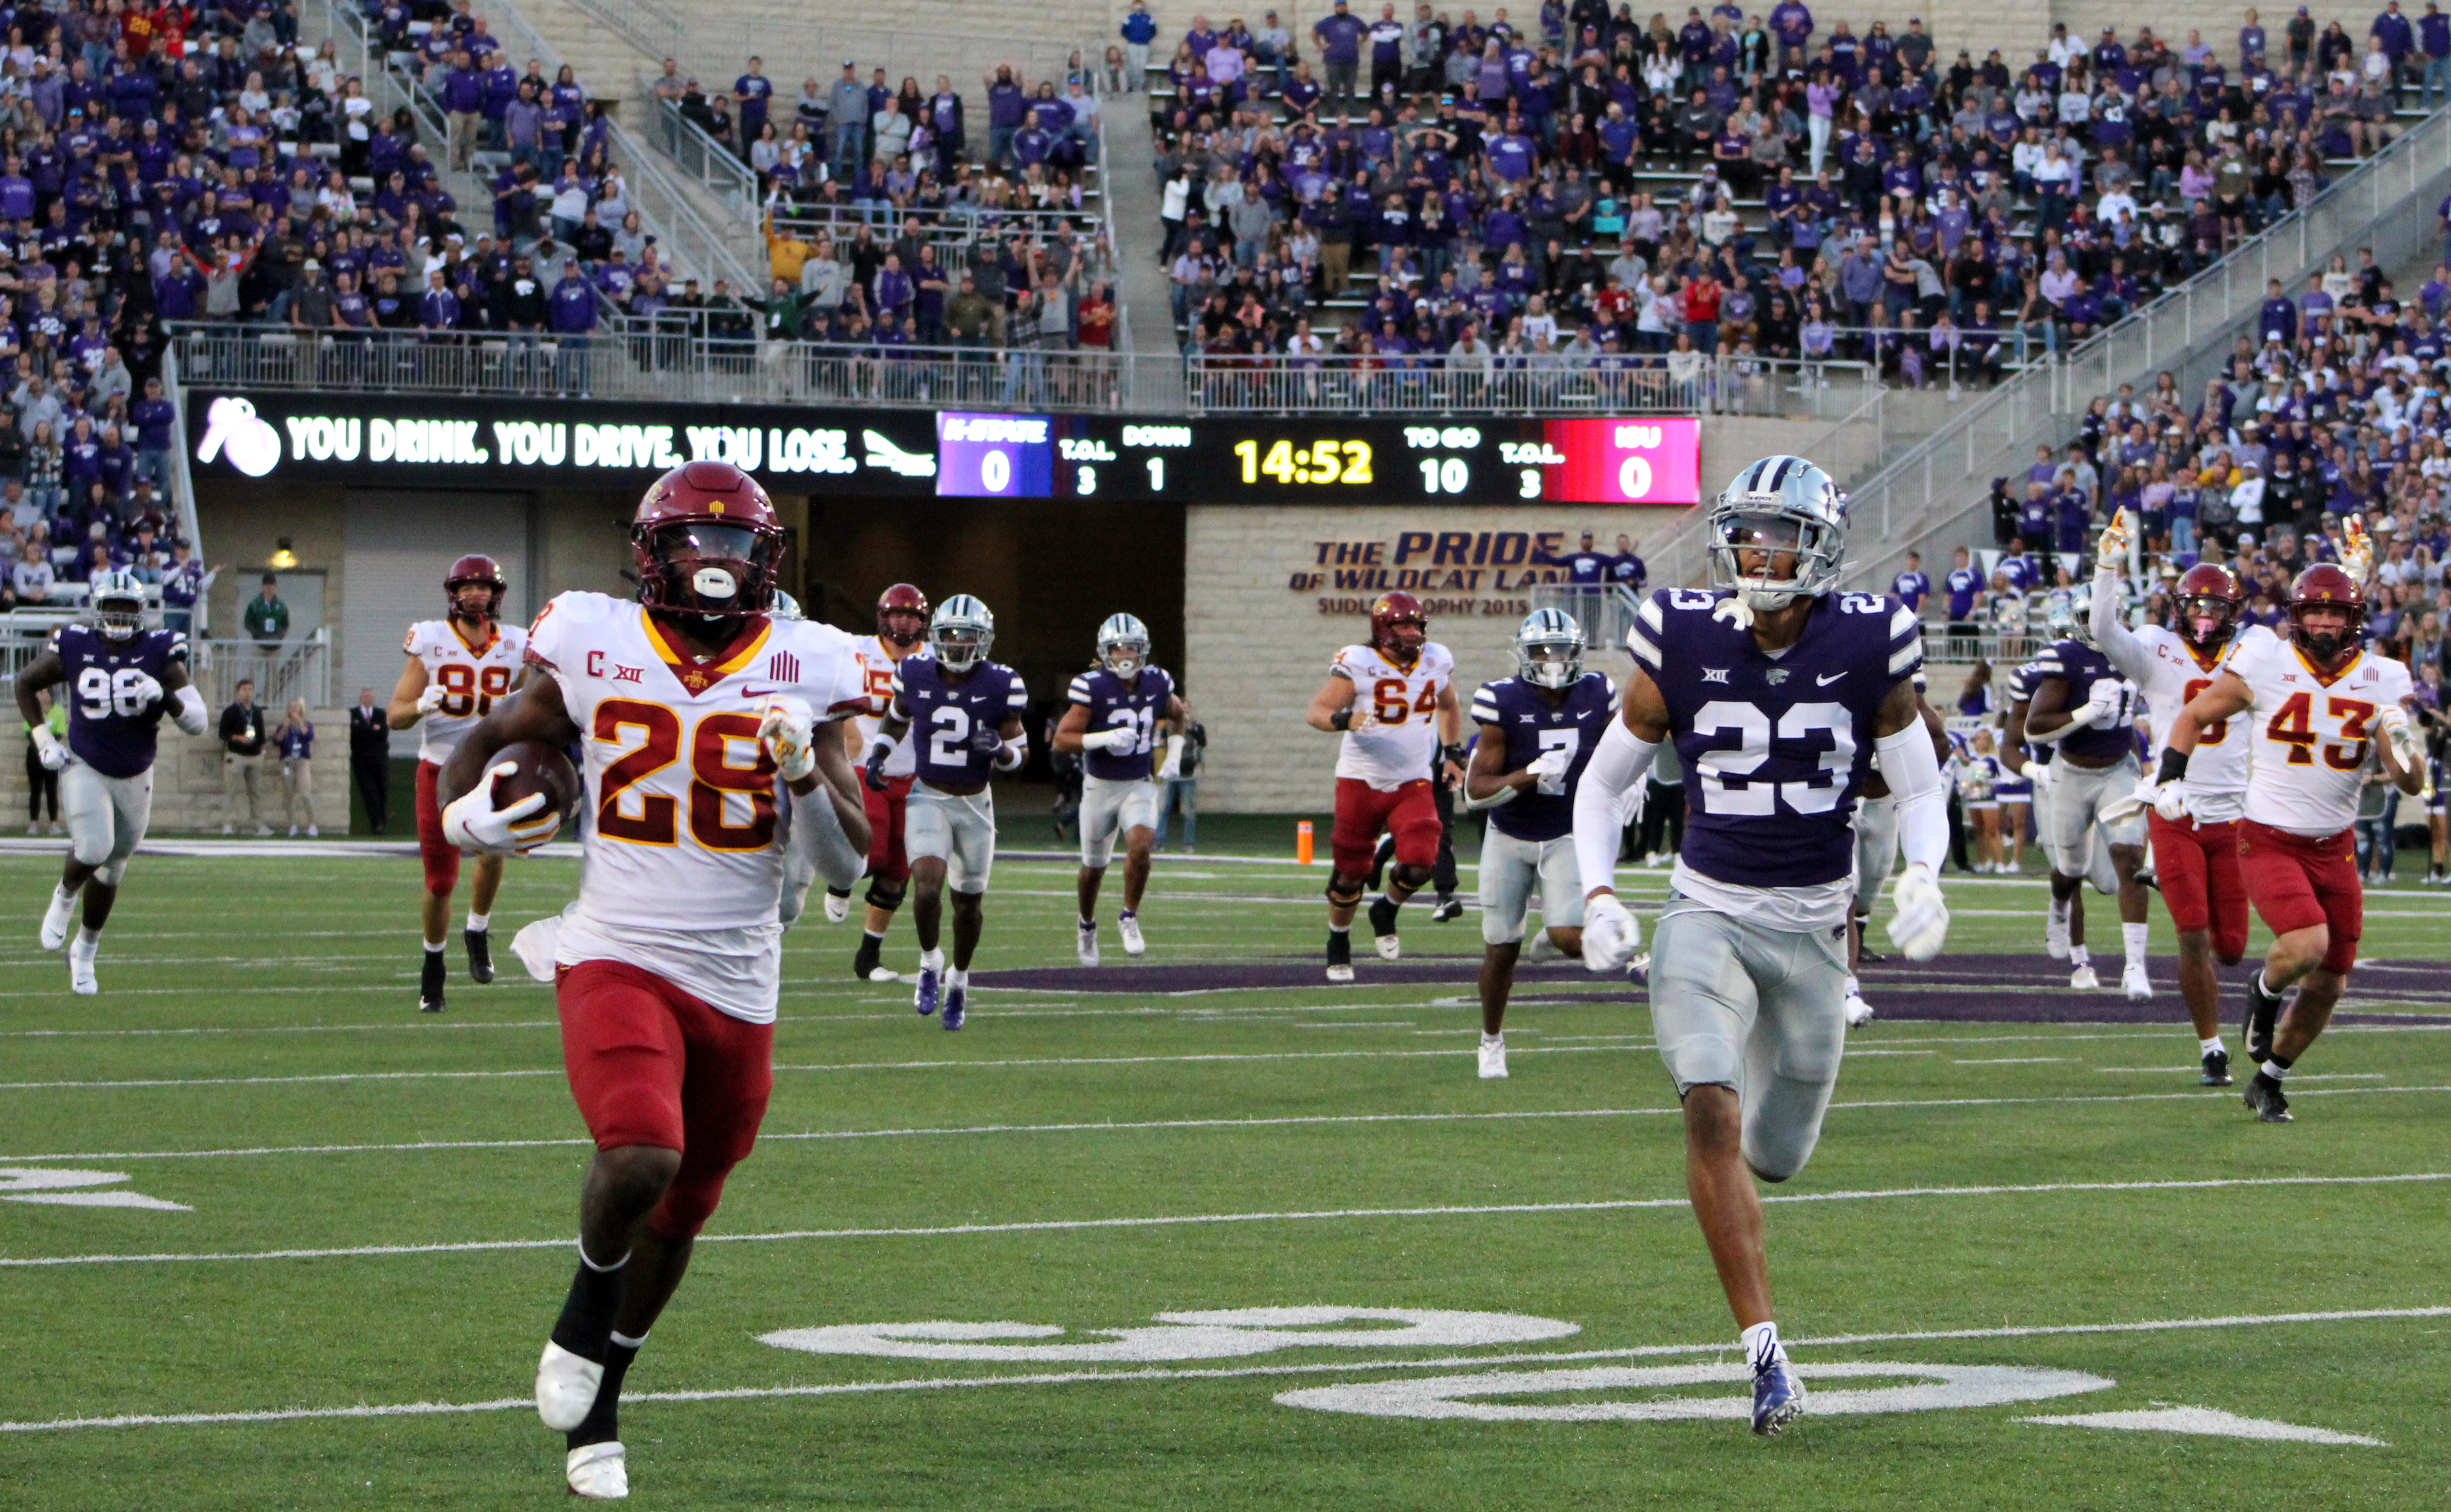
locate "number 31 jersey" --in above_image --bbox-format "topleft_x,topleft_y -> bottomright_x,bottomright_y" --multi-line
2227,633 -> 2411,837
405,618 -> 528,765
1631,588 -> 1922,893
1332,641 -> 1454,790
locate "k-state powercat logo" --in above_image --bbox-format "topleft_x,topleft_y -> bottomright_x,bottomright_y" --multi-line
193,396 -> 283,476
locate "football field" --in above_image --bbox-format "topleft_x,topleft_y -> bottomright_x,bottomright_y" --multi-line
2,839 -> 2449,1509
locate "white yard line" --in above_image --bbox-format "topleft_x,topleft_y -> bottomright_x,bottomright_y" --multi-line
2,1303 -> 2444,1435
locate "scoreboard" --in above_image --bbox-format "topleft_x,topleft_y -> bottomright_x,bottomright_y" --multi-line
189,391 -> 1702,507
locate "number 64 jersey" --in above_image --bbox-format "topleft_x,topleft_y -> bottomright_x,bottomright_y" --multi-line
526,591 -> 868,1022
1629,588 -> 1923,923
404,617 -> 528,765
1332,640 -> 1455,789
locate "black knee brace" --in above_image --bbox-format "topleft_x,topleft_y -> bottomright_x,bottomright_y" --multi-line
1325,871 -> 1367,907
1389,862 -> 1434,892
865,877 -> 907,911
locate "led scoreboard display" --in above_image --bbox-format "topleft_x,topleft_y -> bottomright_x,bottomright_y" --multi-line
188,391 -> 1701,506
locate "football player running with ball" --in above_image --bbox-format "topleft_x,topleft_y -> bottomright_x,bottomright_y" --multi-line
1462,607 -> 1615,1079
390,554 -> 527,1011
2090,510 -> 2277,1084
2022,595 -> 2154,999
1573,456 -> 1951,1436
864,594 -> 1029,1029
1303,590 -> 1463,982
2154,561 -> 2422,1123
440,461 -> 870,1499
15,570 -> 207,992
1053,613 -> 1188,964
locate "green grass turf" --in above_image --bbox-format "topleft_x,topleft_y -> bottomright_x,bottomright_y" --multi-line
1,840 -> 2447,1509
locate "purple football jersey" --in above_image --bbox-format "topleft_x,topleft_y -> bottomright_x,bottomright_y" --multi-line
1067,664 -> 1176,781
2028,638 -> 2135,762
894,656 -> 1028,787
1468,671 -> 1616,842
56,623 -> 185,779
1629,587 -> 1922,890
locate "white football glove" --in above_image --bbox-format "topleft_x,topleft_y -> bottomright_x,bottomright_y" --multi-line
2342,514 -> 2374,583
439,760 -> 559,856
1527,745 -> 1574,794
2147,778 -> 2195,823
1887,862 -> 1950,961
415,682 -> 449,715
28,722 -> 66,771
757,694 -> 816,781
1078,725 -> 1136,752
1580,891 -> 1640,973
2379,704 -> 2423,772
2021,759 -> 2055,790
123,670 -> 164,708
2095,506 -> 2132,567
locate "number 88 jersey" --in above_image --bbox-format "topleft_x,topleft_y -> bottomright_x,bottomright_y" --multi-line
1332,640 -> 1455,790
405,617 -> 527,765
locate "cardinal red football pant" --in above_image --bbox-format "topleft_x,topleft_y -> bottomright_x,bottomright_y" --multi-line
1331,776 -> 1441,875
414,760 -> 459,895
2238,819 -> 2362,975
557,960 -> 774,1240
2148,812 -> 2249,961
864,773 -> 914,882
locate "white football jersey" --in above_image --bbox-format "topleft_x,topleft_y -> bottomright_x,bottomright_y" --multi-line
851,633 -> 928,778
2112,622 -> 2272,824
527,592 -> 867,1022
405,618 -> 528,765
2227,633 -> 2413,837
1331,641 -> 1454,790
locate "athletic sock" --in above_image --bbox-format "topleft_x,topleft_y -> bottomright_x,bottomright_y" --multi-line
2069,944 -> 2090,969
424,938 -> 446,954
921,947 -> 945,973
1079,916 -> 1096,930
2264,1053 -> 2294,1078
549,1244 -> 629,1365
2049,898 -> 2071,926
465,911 -> 489,933
1481,1031 -> 1503,1047
71,925 -> 98,951
50,883 -> 74,906
1842,974 -> 1860,998
1119,908 -> 1136,920
862,929 -> 886,945
1740,1320 -> 1785,1371
1328,924 -> 1350,937
2121,922 -> 2149,966
947,967 -> 968,989
566,1334 -> 641,1450
2200,1036 -> 2226,1056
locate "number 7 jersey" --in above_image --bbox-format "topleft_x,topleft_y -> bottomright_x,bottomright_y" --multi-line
1332,641 -> 1455,790
405,617 -> 528,765
2226,633 -> 2411,837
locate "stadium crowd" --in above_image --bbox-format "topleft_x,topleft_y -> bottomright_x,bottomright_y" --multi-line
1140,3 -> 2438,392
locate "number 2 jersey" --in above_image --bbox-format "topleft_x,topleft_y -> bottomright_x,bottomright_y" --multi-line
1469,670 -> 1617,842
1630,588 -> 1923,925
892,656 -> 1029,788
2226,633 -> 2413,837
405,618 -> 528,765
55,622 -> 185,778
2099,621 -> 2273,824
526,590 -> 868,1022
1332,641 -> 1455,790
1068,664 -> 1177,781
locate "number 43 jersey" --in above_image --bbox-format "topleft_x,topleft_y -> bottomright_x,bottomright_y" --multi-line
1630,588 -> 1923,900
405,617 -> 528,765
55,623 -> 185,778
2226,633 -> 2411,837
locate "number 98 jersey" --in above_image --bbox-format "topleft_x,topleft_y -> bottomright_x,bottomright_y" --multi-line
1630,588 -> 1923,891
405,617 -> 528,764
1332,641 -> 1454,790
55,622 -> 186,778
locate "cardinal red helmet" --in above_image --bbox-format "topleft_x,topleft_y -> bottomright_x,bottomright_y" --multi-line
877,582 -> 930,643
1370,590 -> 1428,662
2285,562 -> 2365,659
445,553 -> 506,621
2172,562 -> 2243,649
631,461 -> 784,619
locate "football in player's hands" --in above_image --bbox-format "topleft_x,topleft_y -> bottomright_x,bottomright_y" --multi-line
443,745 -> 575,855
1527,746 -> 1573,794
1887,864 -> 1950,961
415,682 -> 449,714
2084,677 -> 2127,728
124,670 -> 164,708
1581,892 -> 1640,973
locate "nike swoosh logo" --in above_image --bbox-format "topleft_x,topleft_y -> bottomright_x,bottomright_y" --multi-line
1817,672 -> 1847,686
742,687 -> 786,699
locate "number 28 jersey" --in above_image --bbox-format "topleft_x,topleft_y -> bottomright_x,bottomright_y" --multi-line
1631,587 -> 1923,896
1332,641 -> 1454,790
2228,634 -> 2412,837
405,618 -> 527,765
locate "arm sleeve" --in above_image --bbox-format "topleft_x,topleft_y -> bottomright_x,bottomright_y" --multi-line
171,685 -> 208,735
1572,715 -> 1660,899
2089,567 -> 2146,677
1878,721 -> 1950,875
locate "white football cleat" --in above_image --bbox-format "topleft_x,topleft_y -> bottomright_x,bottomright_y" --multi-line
1523,928 -> 1563,963
535,1341 -> 605,1432
1477,1034 -> 1508,1079
2045,908 -> 2070,961
1843,992 -> 1875,1028
1118,912 -> 1146,956
866,966 -> 900,983
822,890 -> 850,924
2069,962 -> 2100,991
2122,961 -> 2152,1001
565,1442 -> 628,1499
39,888 -> 74,950
1075,921 -> 1101,967
67,939 -> 97,995
1325,963 -> 1355,983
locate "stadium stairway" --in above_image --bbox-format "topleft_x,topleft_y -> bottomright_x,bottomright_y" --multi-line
1100,101 -> 1174,354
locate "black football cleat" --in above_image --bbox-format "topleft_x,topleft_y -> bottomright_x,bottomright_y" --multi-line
2243,974 -> 2285,1064
851,935 -> 883,982
1367,837 -> 1393,894
419,949 -> 447,1013
2242,1070 -> 2293,1123
2201,1048 -> 2233,1086
1430,894 -> 1464,923
465,928 -> 494,985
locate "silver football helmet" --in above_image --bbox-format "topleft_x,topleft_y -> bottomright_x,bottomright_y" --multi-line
930,593 -> 996,671
88,568 -> 149,640
2043,589 -> 2089,644
1707,454 -> 1847,611
770,589 -> 804,620
1096,612 -> 1150,675
1514,607 -> 1585,689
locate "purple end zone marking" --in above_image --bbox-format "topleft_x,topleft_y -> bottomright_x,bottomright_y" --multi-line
964,953 -> 2451,1026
